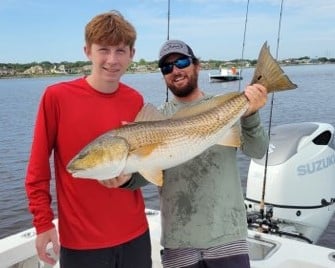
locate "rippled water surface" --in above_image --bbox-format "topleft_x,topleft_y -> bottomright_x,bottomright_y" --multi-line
1,64 -> 335,249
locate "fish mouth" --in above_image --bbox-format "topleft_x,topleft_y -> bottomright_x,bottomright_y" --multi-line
67,164 -> 124,180
66,162 -> 83,174
69,170 -> 86,178
66,163 -> 100,178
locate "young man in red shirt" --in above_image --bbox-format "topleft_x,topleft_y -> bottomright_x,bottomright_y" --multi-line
25,11 -> 151,268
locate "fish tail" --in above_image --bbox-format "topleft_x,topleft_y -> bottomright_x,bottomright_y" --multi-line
251,42 -> 297,93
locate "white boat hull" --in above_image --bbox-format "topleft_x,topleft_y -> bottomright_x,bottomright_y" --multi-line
209,67 -> 242,82
1,209 -> 335,268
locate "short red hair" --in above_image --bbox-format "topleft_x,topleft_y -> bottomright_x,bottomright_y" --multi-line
85,10 -> 136,49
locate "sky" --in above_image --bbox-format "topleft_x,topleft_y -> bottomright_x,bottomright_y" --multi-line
0,0 -> 334,63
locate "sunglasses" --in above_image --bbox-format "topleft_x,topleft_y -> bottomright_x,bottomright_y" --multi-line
161,57 -> 192,75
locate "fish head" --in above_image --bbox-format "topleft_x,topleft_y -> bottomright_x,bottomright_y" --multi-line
66,135 -> 130,180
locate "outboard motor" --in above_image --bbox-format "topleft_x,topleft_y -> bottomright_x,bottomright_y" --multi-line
245,122 -> 335,243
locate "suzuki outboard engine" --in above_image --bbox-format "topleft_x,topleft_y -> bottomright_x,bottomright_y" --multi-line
245,122 -> 335,243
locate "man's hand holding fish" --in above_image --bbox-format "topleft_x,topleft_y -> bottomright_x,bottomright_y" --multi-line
243,83 -> 268,117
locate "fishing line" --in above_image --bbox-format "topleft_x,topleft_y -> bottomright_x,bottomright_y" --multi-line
260,0 -> 285,217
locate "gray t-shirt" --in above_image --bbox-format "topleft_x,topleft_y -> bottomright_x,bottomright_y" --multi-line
158,94 -> 268,248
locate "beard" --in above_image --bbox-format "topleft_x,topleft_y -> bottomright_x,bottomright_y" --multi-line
167,69 -> 199,98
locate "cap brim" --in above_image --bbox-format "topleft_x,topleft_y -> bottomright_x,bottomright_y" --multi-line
158,53 -> 191,67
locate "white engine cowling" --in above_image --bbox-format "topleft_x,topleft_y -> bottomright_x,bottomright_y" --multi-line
245,122 -> 335,243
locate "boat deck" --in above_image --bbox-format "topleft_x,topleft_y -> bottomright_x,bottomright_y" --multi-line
1,210 -> 335,268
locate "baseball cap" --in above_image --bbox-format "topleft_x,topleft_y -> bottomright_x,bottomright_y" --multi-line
158,40 -> 195,67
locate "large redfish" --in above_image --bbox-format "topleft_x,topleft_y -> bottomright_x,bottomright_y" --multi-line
66,42 -> 297,186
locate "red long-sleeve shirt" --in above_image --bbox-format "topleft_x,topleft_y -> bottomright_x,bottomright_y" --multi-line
25,77 -> 148,249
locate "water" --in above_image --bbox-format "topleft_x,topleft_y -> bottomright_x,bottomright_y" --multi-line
0,64 -> 335,249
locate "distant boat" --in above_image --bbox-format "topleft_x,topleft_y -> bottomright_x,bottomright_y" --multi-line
209,66 -> 242,82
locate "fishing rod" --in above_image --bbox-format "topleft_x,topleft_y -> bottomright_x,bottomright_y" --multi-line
167,0 -> 170,41
238,0 -> 250,91
259,0 -> 285,218
165,0 -> 171,102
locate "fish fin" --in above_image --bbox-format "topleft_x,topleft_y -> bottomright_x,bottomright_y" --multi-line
135,103 -> 168,122
132,143 -> 161,157
138,169 -> 163,186
251,42 -> 297,93
217,123 -> 241,147
172,93 -> 240,119
211,92 -> 242,104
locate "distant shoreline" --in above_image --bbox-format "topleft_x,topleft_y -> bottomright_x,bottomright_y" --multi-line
0,62 -> 333,80
0,70 -> 159,79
